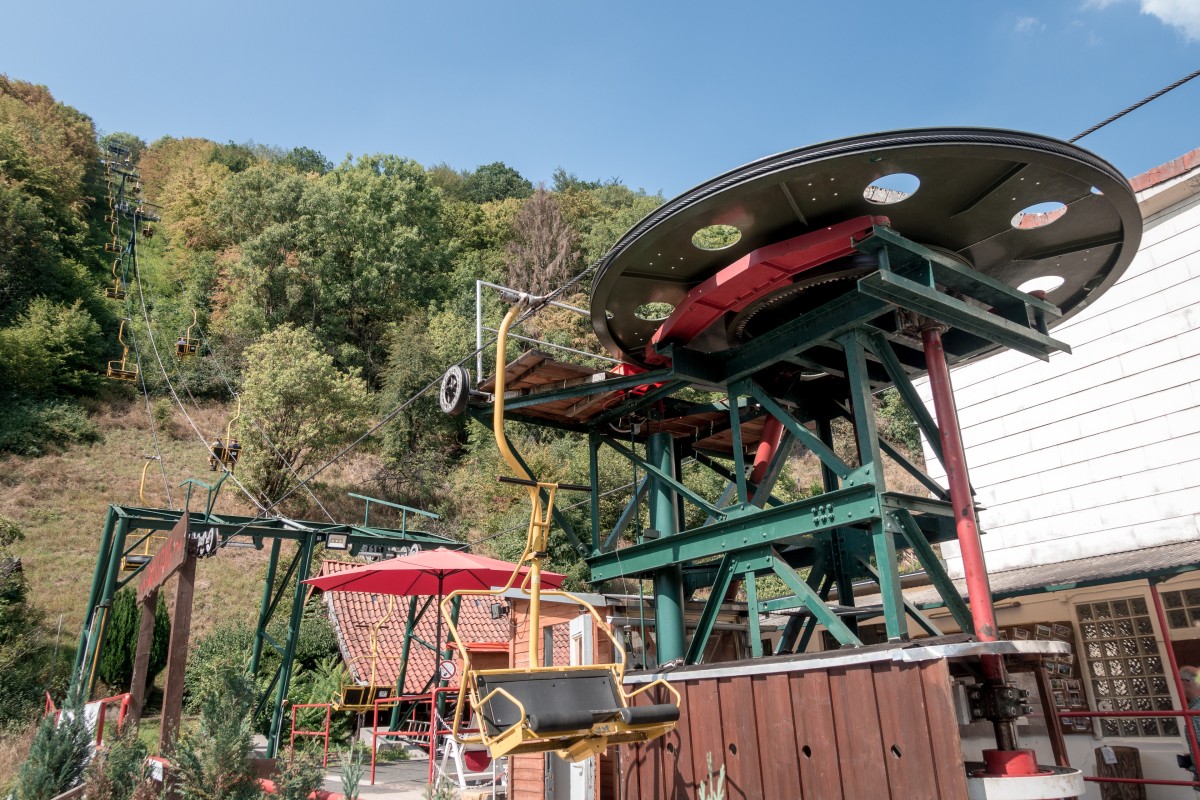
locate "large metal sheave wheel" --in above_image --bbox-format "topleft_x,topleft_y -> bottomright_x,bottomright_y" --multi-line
590,128 -> 1142,372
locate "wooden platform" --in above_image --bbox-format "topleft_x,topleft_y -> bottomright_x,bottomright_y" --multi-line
617,640 -> 980,800
481,351 -> 781,456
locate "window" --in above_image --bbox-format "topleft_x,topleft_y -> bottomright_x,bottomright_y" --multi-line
1160,589 -> 1200,630
1076,598 -> 1178,737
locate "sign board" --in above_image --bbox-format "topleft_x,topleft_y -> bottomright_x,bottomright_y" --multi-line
439,659 -> 457,682
137,517 -> 189,603
358,542 -> 423,561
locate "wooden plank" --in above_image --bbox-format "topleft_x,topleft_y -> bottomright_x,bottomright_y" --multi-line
127,587 -> 158,726
828,666 -> 888,800
872,663 -> 939,800
137,516 -> 188,602
717,676 -> 763,800
667,680 -> 694,800
791,668 -> 843,800
756,673 -> 802,798
158,553 -> 195,754
917,660 -> 969,800
687,677 -> 723,797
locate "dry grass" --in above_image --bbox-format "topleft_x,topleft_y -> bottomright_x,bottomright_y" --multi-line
0,399 -> 367,643
0,720 -> 38,796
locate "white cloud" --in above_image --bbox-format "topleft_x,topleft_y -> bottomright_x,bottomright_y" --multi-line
1084,0 -> 1200,40
1015,16 -> 1044,32
1141,0 -> 1200,40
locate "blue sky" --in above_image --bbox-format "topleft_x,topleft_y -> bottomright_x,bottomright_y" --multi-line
2,0 -> 1198,197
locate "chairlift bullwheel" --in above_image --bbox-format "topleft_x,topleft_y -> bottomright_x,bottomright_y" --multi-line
439,366 -> 470,415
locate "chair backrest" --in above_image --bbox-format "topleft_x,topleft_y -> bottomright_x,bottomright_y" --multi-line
475,668 -> 622,737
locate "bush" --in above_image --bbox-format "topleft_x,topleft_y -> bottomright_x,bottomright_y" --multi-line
0,399 -> 100,456
171,668 -> 258,800
12,688 -> 92,800
82,727 -> 148,800
96,589 -> 170,693
0,298 -> 104,398
0,516 -> 58,728
275,748 -> 323,800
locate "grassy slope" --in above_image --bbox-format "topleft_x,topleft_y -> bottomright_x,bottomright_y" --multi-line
0,400 -> 274,644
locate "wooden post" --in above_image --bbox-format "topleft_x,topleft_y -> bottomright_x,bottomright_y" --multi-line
128,587 -> 158,727
159,554 -> 196,754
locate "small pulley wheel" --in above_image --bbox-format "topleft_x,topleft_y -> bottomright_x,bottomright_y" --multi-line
439,365 -> 471,415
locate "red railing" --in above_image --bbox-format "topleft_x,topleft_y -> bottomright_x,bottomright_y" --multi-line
289,703 -> 332,767
45,692 -> 130,747
1048,581 -> 1200,789
368,687 -> 470,787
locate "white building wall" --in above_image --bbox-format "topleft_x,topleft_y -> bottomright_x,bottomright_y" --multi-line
917,173 -> 1200,578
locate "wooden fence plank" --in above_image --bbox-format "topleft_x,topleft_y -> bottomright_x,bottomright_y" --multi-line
829,666 -> 889,799
687,678 -> 724,796
918,660 -> 969,800
756,673 -> 802,798
873,663 -> 939,800
792,668 -> 843,800
716,676 -> 764,800
667,680 -> 694,800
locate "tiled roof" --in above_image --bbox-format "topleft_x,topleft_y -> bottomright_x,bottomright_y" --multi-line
1130,147 -> 1200,192
318,559 -> 510,693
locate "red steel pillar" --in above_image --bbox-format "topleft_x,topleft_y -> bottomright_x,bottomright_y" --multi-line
922,325 -> 1032,770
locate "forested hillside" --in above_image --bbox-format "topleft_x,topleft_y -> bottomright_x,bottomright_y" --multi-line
0,76 -> 922,749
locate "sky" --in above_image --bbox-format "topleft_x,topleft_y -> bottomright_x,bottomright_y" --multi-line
2,0 -> 1198,198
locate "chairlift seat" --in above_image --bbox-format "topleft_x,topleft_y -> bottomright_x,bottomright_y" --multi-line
471,666 -> 680,761
122,554 -> 151,571
104,287 -> 126,301
107,362 -> 139,382
333,684 -> 391,712
175,340 -> 198,357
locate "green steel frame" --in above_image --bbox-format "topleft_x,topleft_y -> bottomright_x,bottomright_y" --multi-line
73,499 -> 455,756
469,224 -> 1069,665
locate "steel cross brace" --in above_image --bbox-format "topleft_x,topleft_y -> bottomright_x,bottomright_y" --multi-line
686,546 -> 863,663
596,435 -> 724,520
588,481 -> 882,581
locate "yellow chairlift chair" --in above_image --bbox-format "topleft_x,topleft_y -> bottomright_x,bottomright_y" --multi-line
333,595 -> 396,712
208,398 -> 243,472
107,320 -> 139,382
104,255 -> 127,301
441,297 -> 680,764
175,310 -> 199,357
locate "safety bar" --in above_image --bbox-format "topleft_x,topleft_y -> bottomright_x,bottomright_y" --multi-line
497,476 -> 591,492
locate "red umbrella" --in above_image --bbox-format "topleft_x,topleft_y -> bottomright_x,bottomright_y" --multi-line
304,547 -> 565,687
304,547 -> 565,595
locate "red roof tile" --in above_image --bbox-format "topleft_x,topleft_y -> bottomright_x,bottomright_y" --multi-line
318,559 -> 510,693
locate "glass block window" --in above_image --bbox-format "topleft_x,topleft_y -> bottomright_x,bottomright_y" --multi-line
1076,598 -> 1179,738
1160,589 -> 1200,630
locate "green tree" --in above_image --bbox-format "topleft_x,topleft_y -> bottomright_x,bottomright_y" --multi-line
95,589 -> 170,692
0,298 -> 103,397
12,687 -> 91,800
279,147 -> 331,175
239,325 -> 372,506
171,669 -> 259,800
0,515 -> 56,726
463,161 -> 533,203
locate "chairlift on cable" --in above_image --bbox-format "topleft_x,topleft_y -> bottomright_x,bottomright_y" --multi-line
441,298 -> 680,764
175,310 -> 199,357
141,223 -> 153,238
332,594 -> 396,712
104,238 -> 121,253
104,259 -> 126,301
209,398 -> 242,472
107,319 -> 139,382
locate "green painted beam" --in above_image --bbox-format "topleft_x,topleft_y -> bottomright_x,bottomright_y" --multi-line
588,483 -> 882,581
721,292 -> 891,384
767,551 -> 862,647
889,509 -> 974,634
599,436 -> 723,519
685,555 -> 735,665
743,383 -> 851,480
857,270 -> 1070,361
